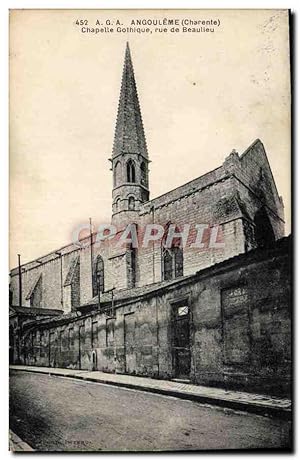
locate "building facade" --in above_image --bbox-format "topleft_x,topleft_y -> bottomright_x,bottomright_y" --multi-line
10,43 -> 285,315
14,237 -> 291,396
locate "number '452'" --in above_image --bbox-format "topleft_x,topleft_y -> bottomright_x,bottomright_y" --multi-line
76,20 -> 88,26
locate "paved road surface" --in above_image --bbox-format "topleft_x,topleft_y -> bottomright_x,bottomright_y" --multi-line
9,370 -> 291,451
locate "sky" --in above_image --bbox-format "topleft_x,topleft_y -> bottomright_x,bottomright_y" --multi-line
9,9 -> 291,268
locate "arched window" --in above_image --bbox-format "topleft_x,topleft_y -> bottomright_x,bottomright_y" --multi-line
127,245 -> 136,288
162,223 -> 183,281
127,160 -> 136,183
93,255 -> 104,297
163,250 -> 173,281
254,207 -> 275,248
141,161 -> 147,186
26,274 -> 43,308
114,161 -> 121,187
128,196 -> 135,210
115,197 -> 121,213
174,246 -> 184,278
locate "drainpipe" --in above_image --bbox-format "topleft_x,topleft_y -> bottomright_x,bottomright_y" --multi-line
18,254 -> 22,308
111,288 -> 115,318
97,278 -> 101,310
155,296 -> 160,377
89,217 -> 94,296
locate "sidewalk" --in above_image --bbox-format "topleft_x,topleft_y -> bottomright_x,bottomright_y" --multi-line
10,365 -> 291,420
9,430 -> 34,452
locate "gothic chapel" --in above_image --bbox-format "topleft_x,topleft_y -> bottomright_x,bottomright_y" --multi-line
10,42 -> 285,311
9,43 -> 290,395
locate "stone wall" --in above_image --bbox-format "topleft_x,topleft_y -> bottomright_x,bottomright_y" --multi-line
136,140 -> 285,286
17,238 -> 291,396
137,176 -> 246,286
10,233 -> 128,313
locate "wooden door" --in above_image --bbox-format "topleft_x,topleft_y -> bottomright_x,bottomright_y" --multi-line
172,305 -> 191,379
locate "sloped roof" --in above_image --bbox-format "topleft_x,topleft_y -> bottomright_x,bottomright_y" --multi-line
10,305 -> 63,317
239,138 -> 282,205
64,255 -> 80,287
25,273 -> 42,300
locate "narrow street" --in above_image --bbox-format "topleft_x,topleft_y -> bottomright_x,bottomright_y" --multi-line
9,370 -> 291,451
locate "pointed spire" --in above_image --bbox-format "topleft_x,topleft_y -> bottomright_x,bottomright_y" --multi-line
112,43 -> 148,158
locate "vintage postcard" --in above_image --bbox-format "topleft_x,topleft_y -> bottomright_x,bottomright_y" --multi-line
9,9 -> 292,451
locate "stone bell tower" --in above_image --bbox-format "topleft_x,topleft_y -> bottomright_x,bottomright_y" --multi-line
111,43 -> 150,227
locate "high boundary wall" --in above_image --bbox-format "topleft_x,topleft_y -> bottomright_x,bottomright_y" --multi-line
15,238 -> 291,397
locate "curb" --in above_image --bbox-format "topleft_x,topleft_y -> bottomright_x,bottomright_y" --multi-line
9,430 -> 34,452
11,368 -> 291,421
77,376 -> 292,421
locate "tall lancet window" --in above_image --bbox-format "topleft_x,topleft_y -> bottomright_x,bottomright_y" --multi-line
127,244 -> 136,289
127,160 -> 136,183
162,223 -> 184,281
93,255 -> 105,297
163,250 -> 173,281
141,161 -> 147,186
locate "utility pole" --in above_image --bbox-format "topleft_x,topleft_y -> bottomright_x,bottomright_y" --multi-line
97,276 -> 101,310
17,254 -> 22,308
105,287 -> 117,373
89,217 -> 94,295
111,288 -> 115,317
55,251 -> 63,309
